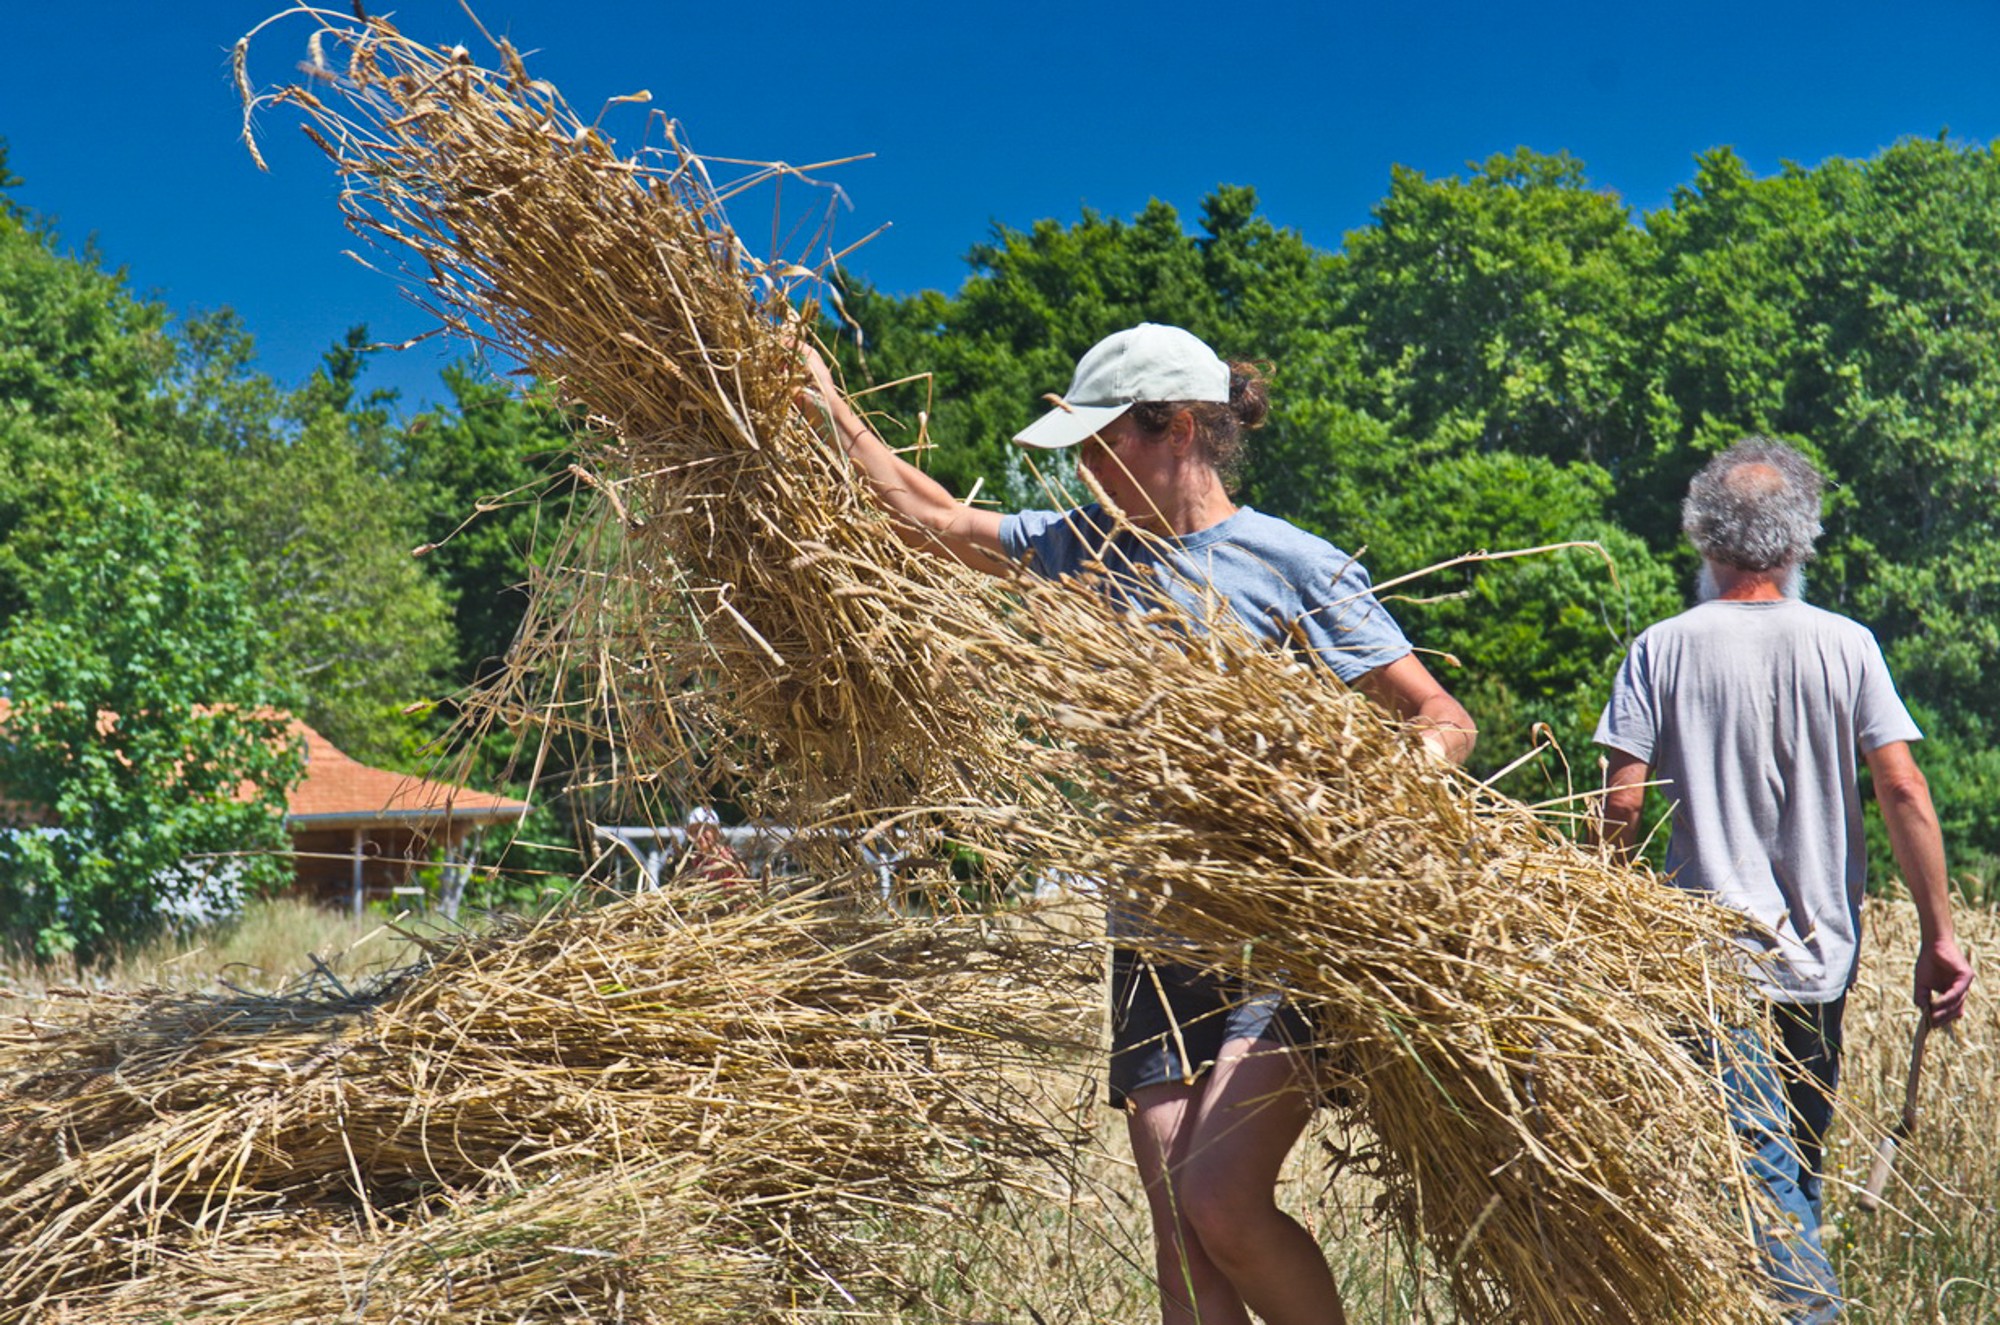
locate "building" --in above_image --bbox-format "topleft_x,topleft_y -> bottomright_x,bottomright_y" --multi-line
283,719 -> 532,916
0,700 -> 531,916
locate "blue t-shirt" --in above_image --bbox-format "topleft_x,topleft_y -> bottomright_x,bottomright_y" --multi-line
998,504 -> 1411,683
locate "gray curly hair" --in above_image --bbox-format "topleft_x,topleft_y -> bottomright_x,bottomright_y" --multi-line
1681,439 -> 1825,571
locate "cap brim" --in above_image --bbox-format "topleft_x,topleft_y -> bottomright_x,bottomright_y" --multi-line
1013,400 -> 1131,450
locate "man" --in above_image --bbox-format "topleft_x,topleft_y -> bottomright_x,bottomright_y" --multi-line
1596,439 -> 1974,1315
683,805 -> 749,894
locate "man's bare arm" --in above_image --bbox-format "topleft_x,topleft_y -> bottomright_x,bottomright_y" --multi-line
1865,740 -> 1975,1025
1598,749 -> 1651,862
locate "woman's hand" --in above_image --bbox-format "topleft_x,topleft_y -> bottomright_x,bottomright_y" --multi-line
795,340 -> 841,415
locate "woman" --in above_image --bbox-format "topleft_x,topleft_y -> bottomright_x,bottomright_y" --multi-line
801,323 -> 1475,1325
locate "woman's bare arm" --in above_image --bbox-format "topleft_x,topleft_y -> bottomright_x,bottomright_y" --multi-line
798,346 -> 1007,571
1353,652 -> 1478,766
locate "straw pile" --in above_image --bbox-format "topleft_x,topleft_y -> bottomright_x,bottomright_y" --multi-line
229,10 -> 1790,1321
0,891 -> 1094,1322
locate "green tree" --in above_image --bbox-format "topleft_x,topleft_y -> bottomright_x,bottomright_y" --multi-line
1352,452 -> 1682,779
1645,138 -> 2000,735
1806,140 -> 2000,732
398,364 -> 579,683
0,204 -> 169,446
389,366 -> 589,908
1333,149 -> 1662,470
157,319 -> 457,761
0,171 -> 455,764
0,173 -> 171,622
0,487 -> 302,963
1644,150 -> 1833,440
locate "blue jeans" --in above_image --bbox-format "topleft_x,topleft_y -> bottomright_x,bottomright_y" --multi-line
1712,1026 -> 1842,1323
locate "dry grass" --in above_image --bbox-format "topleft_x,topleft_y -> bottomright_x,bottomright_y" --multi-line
0,896 -> 428,1003
1823,896 -> 2000,1321
6,892 -> 1992,1321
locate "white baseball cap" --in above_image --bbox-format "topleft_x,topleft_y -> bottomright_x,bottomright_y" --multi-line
686,806 -> 721,827
1013,323 -> 1231,450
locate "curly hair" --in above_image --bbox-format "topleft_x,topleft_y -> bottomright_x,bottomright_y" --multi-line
1681,439 -> 1825,571
1127,362 -> 1270,493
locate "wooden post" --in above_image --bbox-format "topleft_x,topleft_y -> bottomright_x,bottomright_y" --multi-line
351,827 -> 366,919
438,835 -> 468,921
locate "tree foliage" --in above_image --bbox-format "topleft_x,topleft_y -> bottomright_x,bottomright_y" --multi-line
398,364 -> 579,684
0,192 -> 464,765
1335,150 -> 1661,468
0,166 -> 545,939
0,488 -> 302,963
152,317 -> 458,761
0,192 -> 168,623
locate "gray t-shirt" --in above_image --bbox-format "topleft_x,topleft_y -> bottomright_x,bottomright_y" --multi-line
998,504 -> 1411,681
1594,599 -> 1921,1002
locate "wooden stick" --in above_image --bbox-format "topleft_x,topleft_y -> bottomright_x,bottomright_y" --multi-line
1859,1016 -> 1932,1211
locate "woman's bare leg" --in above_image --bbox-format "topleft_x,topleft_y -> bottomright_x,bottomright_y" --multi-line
1129,1080 -> 1252,1325
1126,1037 -> 1347,1325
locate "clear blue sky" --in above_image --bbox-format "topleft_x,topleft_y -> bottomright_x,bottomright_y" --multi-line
3,1 -> 1997,411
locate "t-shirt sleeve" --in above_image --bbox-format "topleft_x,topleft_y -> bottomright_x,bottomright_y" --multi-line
1293,559 -> 1413,684
1853,630 -> 1923,752
998,507 -> 1101,580
1594,639 -> 1658,763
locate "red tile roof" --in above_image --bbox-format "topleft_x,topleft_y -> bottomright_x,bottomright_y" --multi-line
284,718 -> 532,829
0,700 -> 530,830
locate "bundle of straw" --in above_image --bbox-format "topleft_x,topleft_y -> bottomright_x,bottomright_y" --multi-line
0,892 -> 1094,1321
234,12 -> 1789,1320
237,7 -> 1026,838
44,1173 -> 780,1325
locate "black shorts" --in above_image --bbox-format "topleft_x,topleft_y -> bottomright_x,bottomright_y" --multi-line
1107,949 -> 1316,1108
